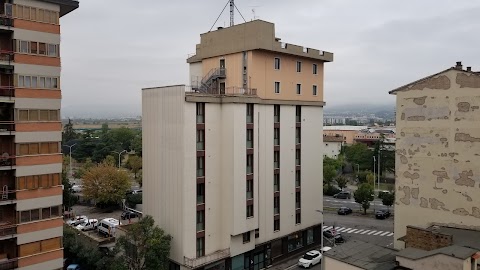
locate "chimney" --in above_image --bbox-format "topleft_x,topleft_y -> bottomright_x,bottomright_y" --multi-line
467,67 -> 472,72
455,61 -> 463,70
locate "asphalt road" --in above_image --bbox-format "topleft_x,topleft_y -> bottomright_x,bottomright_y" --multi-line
324,196 -> 393,213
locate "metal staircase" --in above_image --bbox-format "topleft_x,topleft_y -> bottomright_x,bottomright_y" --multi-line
193,67 -> 226,94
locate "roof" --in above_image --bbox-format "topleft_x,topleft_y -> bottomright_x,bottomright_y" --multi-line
435,226 -> 480,250
323,135 -> 344,142
396,245 -> 477,260
40,0 -> 79,17
324,239 -> 397,270
324,126 -> 368,131
389,65 -> 480,95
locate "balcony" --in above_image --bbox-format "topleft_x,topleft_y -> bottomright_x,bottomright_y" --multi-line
0,204 -> 16,240
0,138 -> 15,169
184,248 -> 230,269
0,238 -> 18,270
0,171 -> 15,204
186,86 -> 257,96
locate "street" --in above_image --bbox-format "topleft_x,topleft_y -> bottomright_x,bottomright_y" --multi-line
324,196 -> 393,213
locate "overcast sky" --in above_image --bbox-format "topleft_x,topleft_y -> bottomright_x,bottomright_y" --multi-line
60,0 -> 480,117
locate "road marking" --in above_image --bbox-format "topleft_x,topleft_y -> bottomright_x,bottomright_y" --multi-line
380,232 -> 391,236
367,231 -> 377,235
355,230 -> 365,234
373,231 -> 384,236
386,233 -> 394,237
336,228 -> 347,232
360,230 -> 370,234
323,226 -> 328,229
325,226 -> 333,231
346,229 -> 358,233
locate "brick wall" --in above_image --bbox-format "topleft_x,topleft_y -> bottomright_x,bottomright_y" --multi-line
404,226 -> 453,251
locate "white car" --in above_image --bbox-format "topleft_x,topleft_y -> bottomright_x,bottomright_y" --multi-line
66,215 -> 88,226
298,250 -> 322,268
75,219 -> 98,231
72,185 -> 83,193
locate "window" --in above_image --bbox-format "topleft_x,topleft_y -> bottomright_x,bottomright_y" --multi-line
296,212 -> 301,224
46,77 -> 51,88
38,42 -> 46,55
196,237 -> 205,257
296,127 -> 301,144
307,229 -> 314,245
313,64 -> 318,75
296,84 -> 301,95
24,76 -> 31,88
274,81 -> 280,94
246,204 -> 253,218
246,104 -> 254,123
196,129 -> 204,150
274,196 -> 280,215
296,191 -> 301,209
274,105 -> 280,123
52,78 -> 58,89
196,211 -> 204,232
296,61 -> 302,72
196,156 -> 204,177
19,206 -> 61,223
296,149 -> 301,166
197,183 -> 205,204
32,76 -> 37,88
48,44 -> 56,56
296,106 -> 301,123
18,75 -> 24,87
313,85 -> 318,96
274,128 -> 280,146
274,57 -> 280,70
246,129 -> 253,148
246,154 -> 253,174
196,103 -> 204,124
243,232 -> 250,243
246,179 -> 253,199
20,40 -> 28,53
274,219 -> 280,231
274,173 -> 280,192
39,77 -> 45,88
30,42 -> 38,54
274,151 -> 280,169
30,7 -> 36,21
255,229 -> 259,238
295,170 -> 301,187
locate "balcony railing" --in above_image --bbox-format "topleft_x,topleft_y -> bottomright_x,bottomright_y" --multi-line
0,258 -> 17,270
0,156 -> 15,168
0,121 -> 14,133
0,16 -> 13,27
0,87 -> 14,98
187,86 -> 257,96
184,248 -> 230,269
0,186 -> 15,201
0,223 -> 16,237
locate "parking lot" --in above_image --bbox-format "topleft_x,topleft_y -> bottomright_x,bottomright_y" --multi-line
66,204 -> 140,225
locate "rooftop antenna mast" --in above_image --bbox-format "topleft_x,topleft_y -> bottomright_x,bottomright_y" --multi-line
230,0 -> 234,27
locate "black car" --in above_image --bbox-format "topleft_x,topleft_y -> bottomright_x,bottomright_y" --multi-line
337,207 -> 353,215
375,209 -> 391,219
323,230 -> 345,243
121,211 -> 139,220
333,191 -> 351,199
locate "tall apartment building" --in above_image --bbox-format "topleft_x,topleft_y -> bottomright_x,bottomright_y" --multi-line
143,20 -> 333,270
0,1 -> 78,269
390,62 -> 480,249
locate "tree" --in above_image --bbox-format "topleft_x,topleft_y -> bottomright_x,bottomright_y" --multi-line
115,215 -> 171,270
126,156 -> 142,179
131,132 -> 142,156
335,176 -> 348,190
366,172 -> 375,186
344,143 -> 373,171
323,165 -> 337,187
382,192 -> 395,209
137,170 -> 143,188
354,183 -> 374,215
62,171 -> 77,209
104,155 -> 116,167
62,118 -> 79,143
82,162 -> 131,205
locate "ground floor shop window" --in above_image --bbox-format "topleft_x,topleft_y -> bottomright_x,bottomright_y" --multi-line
287,233 -> 304,252
307,229 -> 314,245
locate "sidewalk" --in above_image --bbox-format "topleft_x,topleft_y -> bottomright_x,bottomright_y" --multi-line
269,243 -> 326,270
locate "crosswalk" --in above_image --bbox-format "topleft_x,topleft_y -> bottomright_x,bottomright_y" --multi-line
322,226 -> 394,237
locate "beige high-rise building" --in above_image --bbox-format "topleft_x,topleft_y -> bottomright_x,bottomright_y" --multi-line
0,0 -> 78,269
390,62 -> 480,250
142,20 -> 333,270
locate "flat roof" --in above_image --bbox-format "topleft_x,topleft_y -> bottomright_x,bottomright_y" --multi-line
397,245 -> 477,261
40,0 -> 79,17
324,126 -> 368,131
324,239 -> 397,270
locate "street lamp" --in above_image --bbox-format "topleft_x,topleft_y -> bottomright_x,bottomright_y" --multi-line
373,156 -> 376,212
63,143 -> 77,178
113,150 -> 127,168
316,210 -> 325,270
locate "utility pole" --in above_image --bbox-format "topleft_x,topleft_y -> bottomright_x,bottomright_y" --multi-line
230,0 -> 234,26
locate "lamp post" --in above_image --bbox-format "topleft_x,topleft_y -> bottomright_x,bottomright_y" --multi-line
63,143 -> 77,178
373,156 -> 376,212
113,150 -> 127,168
316,210 -> 325,270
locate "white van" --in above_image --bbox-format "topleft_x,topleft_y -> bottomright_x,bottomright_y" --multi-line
98,218 -> 122,237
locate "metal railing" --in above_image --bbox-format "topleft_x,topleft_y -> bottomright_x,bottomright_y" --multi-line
0,185 -> 15,201
0,121 -> 14,132
0,51 -> 13,62
0,258 -> 18,270
0,224 -> 16,237
186,86 -> 257,96
0,87 -> 14,98
184,248 -> 230,269
0,156 -> 15,167
201,68 -> 226,85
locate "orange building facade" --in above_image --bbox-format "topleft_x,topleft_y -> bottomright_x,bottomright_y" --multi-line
0,1 -> 78,269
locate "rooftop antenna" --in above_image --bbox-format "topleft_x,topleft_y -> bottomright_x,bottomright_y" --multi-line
209,0 -> 247,32
230,0 -> 234,27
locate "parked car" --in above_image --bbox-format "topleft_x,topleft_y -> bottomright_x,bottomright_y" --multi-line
337,207 -> 353,215
375,209 -> 391,219
298,250 -> 322,268
378,190 -> 391,199
71,185 -> 83,193
323,229 -> 345,243
98,218 -> 122,237
121,211 -> 139,220
67,264 -> 81,270
66,215 -> 88,226
333,191 -> 351,199
76,219 -> 98,231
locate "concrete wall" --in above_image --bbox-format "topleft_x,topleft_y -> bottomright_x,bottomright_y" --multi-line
324,257 -> 363,270
393,69 -> 480,249
323,141 -> 342,159
397,254 -> 468,270
323,130 -> 357,144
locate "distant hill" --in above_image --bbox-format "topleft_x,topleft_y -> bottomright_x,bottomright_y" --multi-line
324,103 -> 395,114
62,103 -> 141,119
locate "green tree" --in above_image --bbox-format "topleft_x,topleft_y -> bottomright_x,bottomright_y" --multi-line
335,176 -> 348,190
344,143 -> 373,171
83,162 -> 131,205
373,134 -> 395,179
366,172 -> 375,186
115,215 -> 171,270
382,192 -> 395,210
104,155 -> 116,167
137,169 -> 143,187
131,132 -> 142,156
62,118 -> 78,143
354,183 -> 374,215
62,171 -> 77,209
324,156 -> 342,170
126,155 -> 142,179
323,165 -> 337,187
